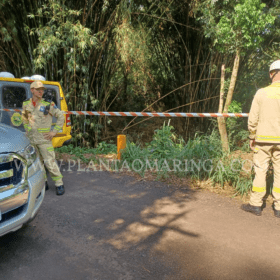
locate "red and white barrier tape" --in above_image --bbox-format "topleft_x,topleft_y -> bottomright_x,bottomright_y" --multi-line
0,109 -> 248,117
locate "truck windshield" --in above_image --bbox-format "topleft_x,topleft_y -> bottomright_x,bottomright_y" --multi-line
2,86 -> 27,108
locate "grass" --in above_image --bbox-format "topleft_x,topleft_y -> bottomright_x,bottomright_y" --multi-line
121,122 -> 252,196
55,121 -> 253,197
55,141 -> 117,163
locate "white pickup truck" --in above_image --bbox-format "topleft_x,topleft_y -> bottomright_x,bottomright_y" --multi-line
0,123 -> 45,237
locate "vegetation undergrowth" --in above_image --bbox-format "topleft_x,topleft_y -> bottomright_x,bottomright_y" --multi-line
56,141 -> 117,163
56,121 -> 253,197
121,121 -> 253,197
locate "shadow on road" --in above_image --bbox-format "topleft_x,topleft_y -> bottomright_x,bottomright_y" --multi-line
0,168 -> 280,279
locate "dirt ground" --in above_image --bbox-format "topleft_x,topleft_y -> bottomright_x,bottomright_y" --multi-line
1,162 -> 280,280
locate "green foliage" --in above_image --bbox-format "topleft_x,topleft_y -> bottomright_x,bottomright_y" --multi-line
196,0 -> 276,53
29,1 -> 97,85
28,1 -> 101,147
209,154 -> 252,195
121,122 -> 252,196
0,26 -> 12,42
147,120 -> 177,158
0,0 -> 279,151
106,1 -> 178,111
56,141 -> 117,161
226,101 -> 250,151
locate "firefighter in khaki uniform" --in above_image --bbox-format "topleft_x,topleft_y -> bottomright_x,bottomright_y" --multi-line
241,60 -> 280,218
22,81 -> 65,195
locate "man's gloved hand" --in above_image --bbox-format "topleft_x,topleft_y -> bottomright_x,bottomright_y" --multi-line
250,139 -> 255,151
43,131 -> 56,141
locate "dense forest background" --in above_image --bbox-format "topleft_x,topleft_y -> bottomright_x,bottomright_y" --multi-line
0,0 -> 279,147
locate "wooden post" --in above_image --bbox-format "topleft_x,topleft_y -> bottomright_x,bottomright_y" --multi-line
117,135 -> 126,160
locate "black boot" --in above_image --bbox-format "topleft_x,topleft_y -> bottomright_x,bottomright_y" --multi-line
56,185 -> 65,195
45,181 -> 49,191
272,204 -> 280,218
274,209 -> 280,218
241,203 -> 262,216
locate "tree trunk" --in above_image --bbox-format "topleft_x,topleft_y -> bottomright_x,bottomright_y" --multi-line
223,49 -> 240,113
217,64 -> 229,152
218,49 -> 241,152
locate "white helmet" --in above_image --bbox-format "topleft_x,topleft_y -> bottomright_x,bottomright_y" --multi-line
269,60 -> 280,72
0,72 -> 15,78
30,74 -> 46,81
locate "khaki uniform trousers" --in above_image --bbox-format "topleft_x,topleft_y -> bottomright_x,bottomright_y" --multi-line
250,143 -> 280,210
34,143 -> 63,187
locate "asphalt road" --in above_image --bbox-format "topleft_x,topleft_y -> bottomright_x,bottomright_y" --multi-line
1,165 -> 280,280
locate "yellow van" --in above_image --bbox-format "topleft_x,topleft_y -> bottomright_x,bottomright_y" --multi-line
0,73 -> 71,147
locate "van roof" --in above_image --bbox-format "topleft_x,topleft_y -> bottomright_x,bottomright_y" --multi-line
0,77 -> 61,87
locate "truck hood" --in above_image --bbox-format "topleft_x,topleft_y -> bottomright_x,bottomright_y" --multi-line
0,124 -> 30,153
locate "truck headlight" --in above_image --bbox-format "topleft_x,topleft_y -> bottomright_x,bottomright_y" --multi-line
18,144 -> 38,167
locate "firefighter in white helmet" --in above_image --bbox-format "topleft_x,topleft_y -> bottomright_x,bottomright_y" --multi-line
22,81 -> 65,195
241,60 -> 280,217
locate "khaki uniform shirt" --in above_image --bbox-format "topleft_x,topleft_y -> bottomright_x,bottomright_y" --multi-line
22,98 -> 64,145
248,82 -> 280,143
